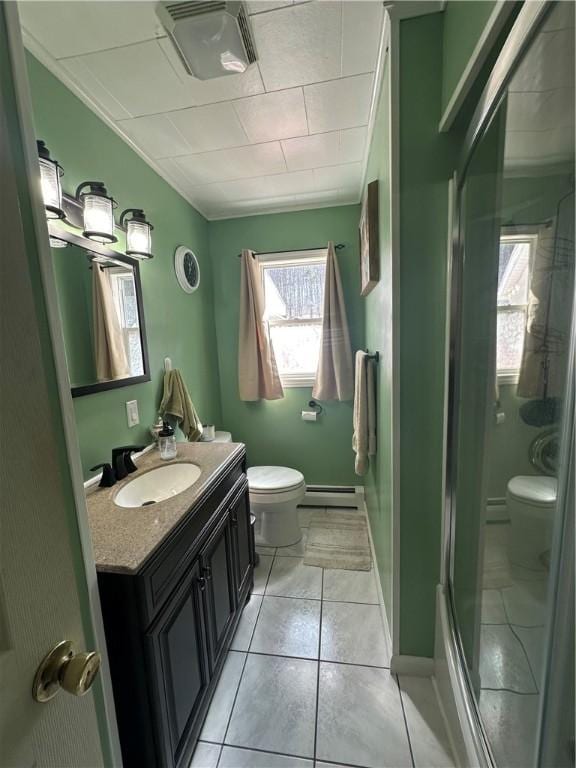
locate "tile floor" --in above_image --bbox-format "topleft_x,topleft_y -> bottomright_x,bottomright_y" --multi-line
479,522 -> 548,768
191,507 -> 455,768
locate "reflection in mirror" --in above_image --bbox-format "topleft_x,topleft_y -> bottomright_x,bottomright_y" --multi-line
450,4 -> 574,767
52,243 -> 148,393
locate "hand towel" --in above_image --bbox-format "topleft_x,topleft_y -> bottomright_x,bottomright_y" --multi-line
160,369 -> 203,442
353,351 -> 377,475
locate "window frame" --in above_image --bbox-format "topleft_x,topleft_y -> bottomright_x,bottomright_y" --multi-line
259,248 -> 327,388
496,227 -> 538,383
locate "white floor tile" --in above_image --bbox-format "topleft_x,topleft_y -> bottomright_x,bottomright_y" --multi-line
266,557 -> 322,599
251,596 -> 320,658
321,602 -> 390,667
481,589 -> 507,624
219,746 -> 312,767
256,545 -> 276,556
479,689 -> 539,768
253,555 -> 274,594
323,567 -> 379,604
316,663 -> 412,768
276,529 -> 308,557
190,741 -> 220,768
230,596 -> 262,652
479,625 -> 537,693
225,654 -> 317,757
513,625 -> 546,688
501,580 -> 548,626
200,652 -> 246,742
398,676 -> 455,768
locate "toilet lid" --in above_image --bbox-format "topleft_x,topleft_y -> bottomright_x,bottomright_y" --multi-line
248,466 -> 305,493
507,475 -> 557,505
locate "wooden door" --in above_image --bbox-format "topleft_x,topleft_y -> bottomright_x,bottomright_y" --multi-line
230,485 -> 253,602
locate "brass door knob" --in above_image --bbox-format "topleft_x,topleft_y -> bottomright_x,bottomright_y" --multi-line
33,640 -> 101,703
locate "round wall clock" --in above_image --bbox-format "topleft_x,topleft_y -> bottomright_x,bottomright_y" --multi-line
174,246 -> 200,293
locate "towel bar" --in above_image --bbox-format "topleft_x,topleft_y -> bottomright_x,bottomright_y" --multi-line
365,350 -> 380,363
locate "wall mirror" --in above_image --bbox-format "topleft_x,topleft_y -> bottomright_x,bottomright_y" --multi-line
446,3 -> 574,767
51,228 -> 150,397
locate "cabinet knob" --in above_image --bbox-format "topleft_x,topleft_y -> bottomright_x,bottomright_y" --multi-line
203,565 -> 212,579
197,576 -> 206,591
231,514 -> 238,527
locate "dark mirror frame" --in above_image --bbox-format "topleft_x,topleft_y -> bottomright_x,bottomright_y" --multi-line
49,221 -> 151,398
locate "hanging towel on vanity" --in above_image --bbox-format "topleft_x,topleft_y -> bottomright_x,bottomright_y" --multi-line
353,351 -> 376,476
160,369 -> 203,441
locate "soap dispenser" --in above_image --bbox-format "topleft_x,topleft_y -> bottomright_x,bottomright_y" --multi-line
158,422 -> 177,461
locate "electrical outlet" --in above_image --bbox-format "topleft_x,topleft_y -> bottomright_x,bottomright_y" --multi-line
126,400 -> 139,428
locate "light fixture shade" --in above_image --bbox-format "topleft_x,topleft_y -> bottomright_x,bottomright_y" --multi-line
76,182 -> 117,244
37,140 -> 64,220
120,209 -> 154,260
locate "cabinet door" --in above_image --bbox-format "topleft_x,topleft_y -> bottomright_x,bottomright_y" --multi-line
199,511 -> 236,669
146,560 -> 209,768
230,485 -> 253,602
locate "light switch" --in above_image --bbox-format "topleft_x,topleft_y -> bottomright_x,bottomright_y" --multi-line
126,400 -> 139,428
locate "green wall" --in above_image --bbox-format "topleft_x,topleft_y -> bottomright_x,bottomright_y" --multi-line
26,54 -> 222,478
441,1 -> 497,115
363,55 -> 394,620
398,13 -> 461,657
209,206 -> 364,485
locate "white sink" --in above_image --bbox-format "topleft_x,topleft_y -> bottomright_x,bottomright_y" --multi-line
114,463 -> 202,508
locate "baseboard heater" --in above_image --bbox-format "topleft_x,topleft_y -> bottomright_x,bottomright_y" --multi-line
301,485 -> 361,509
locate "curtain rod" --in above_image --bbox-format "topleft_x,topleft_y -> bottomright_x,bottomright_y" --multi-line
236,243 -> 345,258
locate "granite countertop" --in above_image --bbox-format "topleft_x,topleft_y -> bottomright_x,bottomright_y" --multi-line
86,442 -> 245,575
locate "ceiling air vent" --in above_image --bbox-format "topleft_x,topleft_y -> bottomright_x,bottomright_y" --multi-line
156,1 -> 258,80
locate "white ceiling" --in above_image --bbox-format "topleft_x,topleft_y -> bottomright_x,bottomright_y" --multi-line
20,0 -> 384,219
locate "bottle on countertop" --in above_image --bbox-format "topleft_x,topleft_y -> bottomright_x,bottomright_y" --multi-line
158,421 -> 177,460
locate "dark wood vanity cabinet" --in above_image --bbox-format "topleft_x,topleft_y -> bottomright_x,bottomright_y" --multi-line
97,453 -> 253,768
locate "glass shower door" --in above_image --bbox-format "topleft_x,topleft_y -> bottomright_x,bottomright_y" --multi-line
447,3 -> 575,766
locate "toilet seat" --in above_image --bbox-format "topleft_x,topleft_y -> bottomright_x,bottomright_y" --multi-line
248,466 -> 305,494
507,475 -> 557,507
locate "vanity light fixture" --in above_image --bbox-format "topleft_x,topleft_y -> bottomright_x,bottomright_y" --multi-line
76,181 -> 117,244
37,140 -> 64,220
119,209 -> 154,260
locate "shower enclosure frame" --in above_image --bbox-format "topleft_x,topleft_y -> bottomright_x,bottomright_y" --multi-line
439,2 -> 575,766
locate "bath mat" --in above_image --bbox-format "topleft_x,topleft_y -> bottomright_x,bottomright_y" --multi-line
304,510 -> 372,571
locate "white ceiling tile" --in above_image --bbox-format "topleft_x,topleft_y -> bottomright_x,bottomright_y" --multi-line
282,127 -> 366,171
314,162 -> 363,194
19,1 -> 163,60
158,39 -> 266,105
172,143 -> 286,185
247,1 -> 294,14
266,170 -> 317,196
117,114 -> 193,159
167,103 -> 249,153
63,40 -> 192,117
233,88 -> 308,142
59,57 -> 132,121
305,74 -> 373,133
342,1 -> 383,77
252,1 -> 342,90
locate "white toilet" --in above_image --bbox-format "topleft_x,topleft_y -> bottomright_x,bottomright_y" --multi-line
507,475 -> 557,570
247,466 -> 306,548
203,433 -> 305,548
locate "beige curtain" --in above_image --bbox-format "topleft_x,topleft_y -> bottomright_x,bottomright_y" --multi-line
92,265 -> 130,382
312,241 -> 354,401
238,249 -> 284,401
518,211 -> 574,398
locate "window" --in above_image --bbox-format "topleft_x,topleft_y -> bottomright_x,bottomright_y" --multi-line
109,268 -> 144,377
496,231 -> 537,380
260,250 -> 326,387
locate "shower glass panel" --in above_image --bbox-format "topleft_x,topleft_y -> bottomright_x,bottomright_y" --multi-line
448,3 -> 575,767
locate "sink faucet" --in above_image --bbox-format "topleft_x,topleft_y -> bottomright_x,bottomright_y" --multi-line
112,445 -> 146,480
